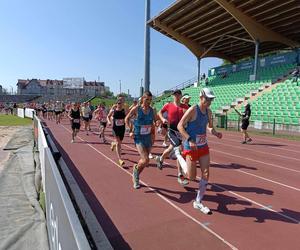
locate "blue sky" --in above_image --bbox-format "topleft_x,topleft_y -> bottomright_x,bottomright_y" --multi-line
0,0 -> 222,97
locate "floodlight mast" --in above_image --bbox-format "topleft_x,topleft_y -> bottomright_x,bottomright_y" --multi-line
144,0 -> 150,93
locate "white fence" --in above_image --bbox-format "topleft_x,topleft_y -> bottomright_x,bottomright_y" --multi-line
17,108 -> 25,118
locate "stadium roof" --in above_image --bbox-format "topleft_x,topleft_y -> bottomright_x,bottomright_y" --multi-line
148,0 -> 300,62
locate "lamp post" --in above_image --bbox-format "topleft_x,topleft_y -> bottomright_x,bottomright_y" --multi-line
144,0 -> 151,92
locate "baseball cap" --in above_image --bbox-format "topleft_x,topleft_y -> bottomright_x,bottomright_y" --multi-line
199,88 -> 215,99
181,94 -> 191,100
172,89 -> 182,95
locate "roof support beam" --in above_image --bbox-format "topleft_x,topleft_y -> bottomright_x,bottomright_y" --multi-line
153,19 -> 235,62
214,0 -> 300,48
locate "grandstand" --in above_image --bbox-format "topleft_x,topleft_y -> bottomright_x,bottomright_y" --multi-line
149,0 -> 300,132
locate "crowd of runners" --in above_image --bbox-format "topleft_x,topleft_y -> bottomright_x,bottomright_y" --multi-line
37,88 -> 253,215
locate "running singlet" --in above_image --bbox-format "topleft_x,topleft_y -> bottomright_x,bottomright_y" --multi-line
134,106 -> 154,136
161,103 -> 189,130
183,105 -> 209,150
113,109 -> 126,127
70,109 -> 80,123
97,108 -> 107,122
81,106 -> 91,118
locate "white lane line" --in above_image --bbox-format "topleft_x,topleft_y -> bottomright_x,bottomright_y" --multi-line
97,133 -> 300,224
211,149 -> 300,174
209,140 -> 300,162
214,134 -> 300,153
59,125 -> 238,250
210,183 -> 299,224
210,160 -> 300,192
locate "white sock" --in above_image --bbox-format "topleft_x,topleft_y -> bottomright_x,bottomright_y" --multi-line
196,179 -> 208,202
174,146 -> 188,175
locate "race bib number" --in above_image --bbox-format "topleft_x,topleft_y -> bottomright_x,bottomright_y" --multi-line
174,130 -> 182,140
196,134 -> 207,146
115,119 -> 125,126
73,119 -> 80,123
140,125 -> 152,135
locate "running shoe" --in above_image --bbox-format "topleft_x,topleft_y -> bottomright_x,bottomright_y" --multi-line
103,138 -> 107,144
71,139 -> 74,143
132,164 -> 140,189
155,156 -> 163,170
149,153 -> 154,159
247,138 -> 252,143
118,159 -> 125,167
241,141 -> 247,144
193,200 -> 212,215
162,142 -> 168,148
177,174 -> 189,186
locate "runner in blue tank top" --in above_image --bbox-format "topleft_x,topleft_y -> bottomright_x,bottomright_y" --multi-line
125,91 -> 158,189
178,88 -> 222,214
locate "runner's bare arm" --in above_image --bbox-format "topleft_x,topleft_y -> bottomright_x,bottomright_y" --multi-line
233,107 -> 242,116
68,110 -> 72,120
177,106 -> 196,140
125,106 -> 137,130
107,108 -> 114,125
207,109 -> 222,139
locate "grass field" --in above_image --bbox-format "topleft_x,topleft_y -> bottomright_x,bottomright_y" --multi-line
91,97 -> 117,107
0,114 -> 32,126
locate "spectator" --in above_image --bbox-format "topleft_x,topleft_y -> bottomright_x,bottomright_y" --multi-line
205,78 -> 209,86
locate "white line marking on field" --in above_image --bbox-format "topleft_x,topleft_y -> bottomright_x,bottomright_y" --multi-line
60,125 -> 238,249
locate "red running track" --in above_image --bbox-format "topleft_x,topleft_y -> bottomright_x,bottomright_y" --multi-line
44,118 -> 300,250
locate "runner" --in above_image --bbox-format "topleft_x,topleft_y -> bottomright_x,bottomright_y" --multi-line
94,102 -> 108,143
177,87 -> 222,214
125,91 -> 157,189
88,101 -> 94,131
234,103 -> 252,144
181,94 -> 191,107
68,102 -> 81,143
54,101 -> 63,124
155,89 -> 189,185
107,99 -> 127,167
81,102 -> 91,135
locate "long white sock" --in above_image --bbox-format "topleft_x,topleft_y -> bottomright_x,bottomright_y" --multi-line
196,179 -> 208,202
174,146 -> 188,175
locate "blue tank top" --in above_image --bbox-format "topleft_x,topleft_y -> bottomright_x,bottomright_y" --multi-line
134,106 -> 154,136
183,105 -> 209,150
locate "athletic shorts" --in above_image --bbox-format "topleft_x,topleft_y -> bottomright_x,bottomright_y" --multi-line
89,115 -> 93,121
134,134 -> 152,149
71,121 -> 80,130
82,117 -> 89,122
113,125 -> 125,141
55,111 -> 61,115
167,129 -> 182,147
182,146 -> 209,161
241,121 -> 249,130
100,122 -> 107,128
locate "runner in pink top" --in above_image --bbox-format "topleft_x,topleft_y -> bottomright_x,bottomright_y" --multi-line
94,103 -> 108,143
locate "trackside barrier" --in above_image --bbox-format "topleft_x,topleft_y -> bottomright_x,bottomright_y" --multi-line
45,148 -> 90,250
25,108 -> 35,119
33,116 -> 91,249
17,108 -> 25,118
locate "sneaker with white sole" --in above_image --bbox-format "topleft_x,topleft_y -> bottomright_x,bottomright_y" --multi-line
155,156 -> 163,170
149,153 -> 154,159
177,174 -> 189,186
133,165 -> 140,189
162,142 -> 168,148
193,200 -> 211,214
